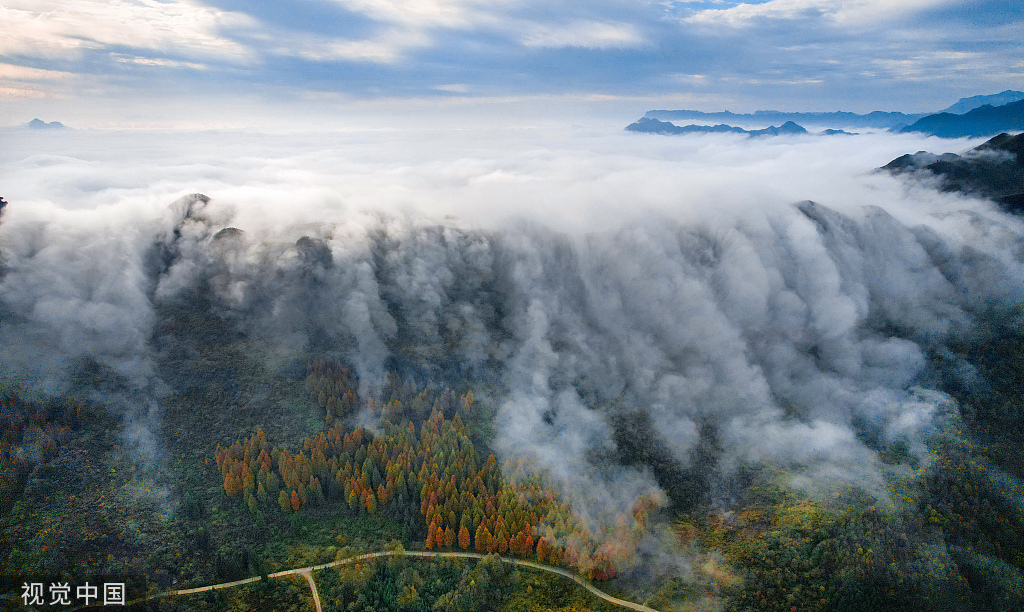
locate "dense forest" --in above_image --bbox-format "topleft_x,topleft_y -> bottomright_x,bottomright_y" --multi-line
214,380 -> 629,580
0,392 -> 83,513
3,346 -> 1022,611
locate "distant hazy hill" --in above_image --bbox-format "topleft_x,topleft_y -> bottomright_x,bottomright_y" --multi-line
625,118 -> 858,137
882,132 -> 1024,213
899,99 -> 1024,138
638,91 -> 1024,135
940,90 -> 1024,115
643,109 -> 921,129
626,117 -> 809,137
627,118 -> 744,135
27,118 -> 65,129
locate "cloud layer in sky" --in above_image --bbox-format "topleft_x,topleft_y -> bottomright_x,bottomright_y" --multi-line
0,0 -> 1021,122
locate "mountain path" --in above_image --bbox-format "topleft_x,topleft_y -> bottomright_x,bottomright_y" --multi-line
91,550 -> 658,612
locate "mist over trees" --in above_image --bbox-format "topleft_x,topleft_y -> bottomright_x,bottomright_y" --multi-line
2,127 -> 1024,610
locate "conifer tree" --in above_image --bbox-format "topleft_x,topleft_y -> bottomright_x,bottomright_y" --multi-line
475,524 -> 487,552
426,523 -> 436,550
537,537 -> 550,563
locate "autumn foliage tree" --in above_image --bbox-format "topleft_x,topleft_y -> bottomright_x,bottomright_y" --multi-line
214,373 -> 640,580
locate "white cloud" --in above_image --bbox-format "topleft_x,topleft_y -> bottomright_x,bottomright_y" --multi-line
670,73 -> 709,84
0,85 -> 51,99
266,6 -> 644,65
271,28 -> 430,63
287,0 -> 512,64
0,0 -> 255,63
113,55 -> 207,70
873,50 -> 997,82
435,83 -> 469,92
686,0 -> 955,27
249,0 -> 509,65
522,20 -> 644,49
327,0 -> 507,28
0,63 -> 74,81
0,62 -> 74,99
719,75 -> 824,85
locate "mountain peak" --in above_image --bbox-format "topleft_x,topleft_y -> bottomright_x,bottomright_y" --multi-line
27,118 -> 66,129
900,98 -> 1024,137
940,90 -> 1024,115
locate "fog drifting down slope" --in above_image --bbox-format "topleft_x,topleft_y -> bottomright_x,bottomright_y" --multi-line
1,124 -> 1022,534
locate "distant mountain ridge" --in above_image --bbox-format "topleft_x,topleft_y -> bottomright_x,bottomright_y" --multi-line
899,99 -> 1024,138
940,90 -> 1024,115
643,109 -> 922,129
624,117 -> 856,137
640,91 -> 1024,137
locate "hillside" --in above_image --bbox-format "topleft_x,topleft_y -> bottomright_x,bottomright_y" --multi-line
882,132 -> 1024,212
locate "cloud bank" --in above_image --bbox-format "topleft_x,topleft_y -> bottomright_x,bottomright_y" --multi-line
0,0 -> 255,63
1,124 -> 1021,533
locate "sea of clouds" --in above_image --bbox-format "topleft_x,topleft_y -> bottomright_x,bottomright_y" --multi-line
2,122 -> 1022,542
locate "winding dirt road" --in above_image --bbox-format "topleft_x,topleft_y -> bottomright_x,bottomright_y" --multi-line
97,550 -> 658,612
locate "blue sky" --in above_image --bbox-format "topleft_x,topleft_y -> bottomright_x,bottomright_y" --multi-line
1,0 -> 1022,125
